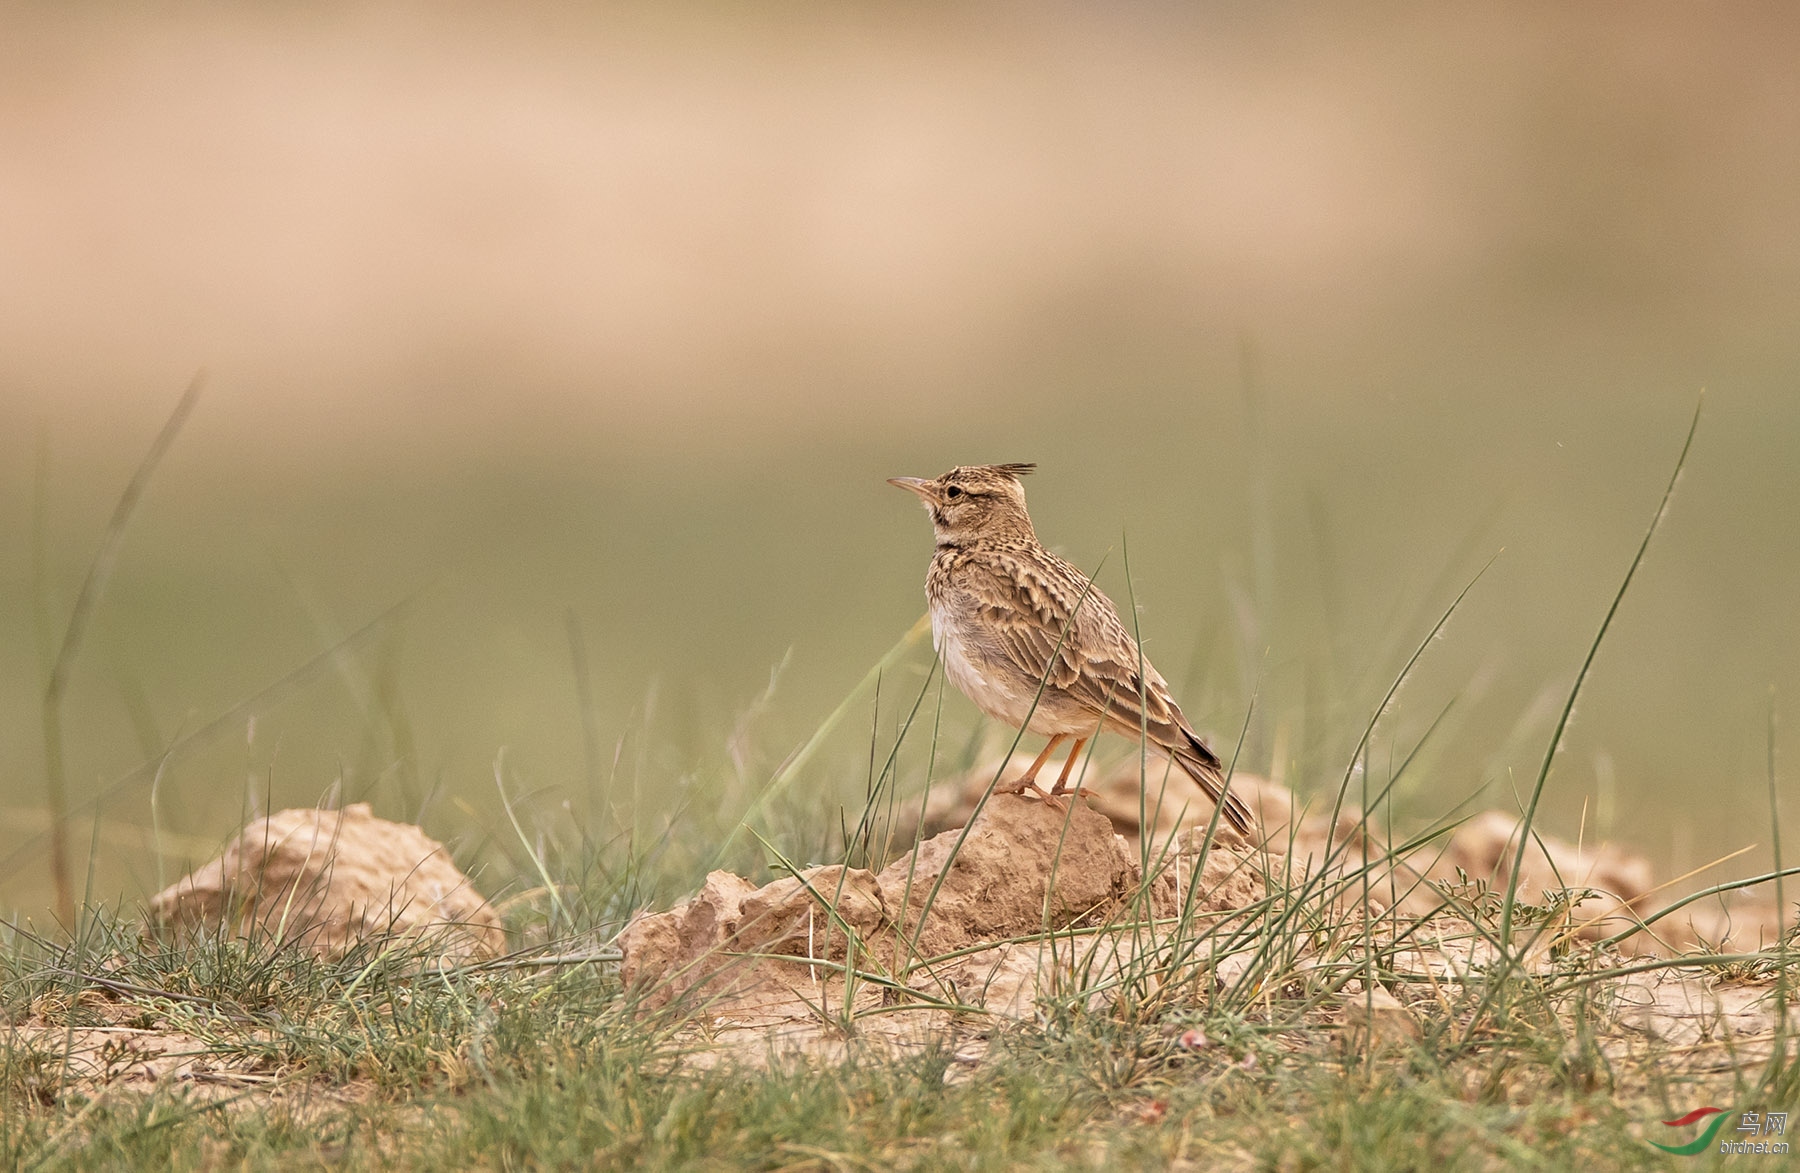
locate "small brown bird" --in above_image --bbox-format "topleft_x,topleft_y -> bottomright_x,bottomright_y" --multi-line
889,463 -> 1252,835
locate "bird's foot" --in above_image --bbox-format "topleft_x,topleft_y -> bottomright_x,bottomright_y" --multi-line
994,775 -> 1054,802
1042,782 -> 1092,813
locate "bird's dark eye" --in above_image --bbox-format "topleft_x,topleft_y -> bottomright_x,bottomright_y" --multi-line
944,486 -> 964,500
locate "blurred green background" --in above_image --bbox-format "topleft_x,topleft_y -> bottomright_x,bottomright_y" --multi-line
2,4 -> 1797,916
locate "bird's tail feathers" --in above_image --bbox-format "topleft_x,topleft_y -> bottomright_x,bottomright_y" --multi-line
1172,729 -> 1254,837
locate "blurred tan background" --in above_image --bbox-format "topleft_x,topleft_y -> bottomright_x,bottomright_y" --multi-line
2,3 -> 1798,913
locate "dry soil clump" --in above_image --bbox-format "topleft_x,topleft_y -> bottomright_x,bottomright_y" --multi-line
913,756 -> 1780,955
618,792 -> 1264,1022
148,802 -> 504,961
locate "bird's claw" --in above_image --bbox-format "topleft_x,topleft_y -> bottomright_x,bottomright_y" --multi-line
995,776 -> 1053,801
1041,784 -> 1093,813
993,776 -> 1026,795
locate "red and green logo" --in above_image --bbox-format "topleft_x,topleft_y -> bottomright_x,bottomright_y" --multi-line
1651,1107 -> 1731,1155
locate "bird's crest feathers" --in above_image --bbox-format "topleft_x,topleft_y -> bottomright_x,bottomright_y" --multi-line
940,463 -> 1035,490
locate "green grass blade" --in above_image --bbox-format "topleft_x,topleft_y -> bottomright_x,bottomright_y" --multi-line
1497,396 -> 1702,959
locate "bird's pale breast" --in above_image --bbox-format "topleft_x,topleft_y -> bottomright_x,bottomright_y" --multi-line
929,594 -> 1091,737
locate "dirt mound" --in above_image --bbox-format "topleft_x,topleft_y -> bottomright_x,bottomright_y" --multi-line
148,803 -> 504,961
609,760 -> 1790,1074
911,757 -> 1780,955
619,793 -> 1263,1015
1261,800 -> 1784,955
876,794 -> 1137,956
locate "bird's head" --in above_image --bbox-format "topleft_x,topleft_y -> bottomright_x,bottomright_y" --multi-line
888,463 -> 1037,545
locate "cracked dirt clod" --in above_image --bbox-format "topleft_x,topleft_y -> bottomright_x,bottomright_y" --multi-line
618,793 -> 1264,1015
1146,828 -> 1268,919
877,794 -> 1136,958
918,758 -> 1783,955
618,870 -> 763,1009
620,794 -> 1140,1010
737,866 -> 889,961
147,803 -> 504,961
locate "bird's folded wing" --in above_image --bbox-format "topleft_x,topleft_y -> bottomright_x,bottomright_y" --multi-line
979,568 -> 1184,739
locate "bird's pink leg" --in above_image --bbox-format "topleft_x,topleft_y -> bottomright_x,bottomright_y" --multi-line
1047,736 -> 1092,799
995,735 -> 1065,799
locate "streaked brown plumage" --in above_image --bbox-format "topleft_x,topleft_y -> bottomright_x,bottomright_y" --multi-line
889,463 -> 1252,835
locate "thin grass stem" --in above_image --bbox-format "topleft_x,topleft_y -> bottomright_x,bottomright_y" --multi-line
1496,397 -> 1702,962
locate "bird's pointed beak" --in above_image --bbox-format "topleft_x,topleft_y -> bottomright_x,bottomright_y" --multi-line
887,476 -> 936,502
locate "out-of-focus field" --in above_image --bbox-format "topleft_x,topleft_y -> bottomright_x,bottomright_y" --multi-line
2,4 -> 1798,916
